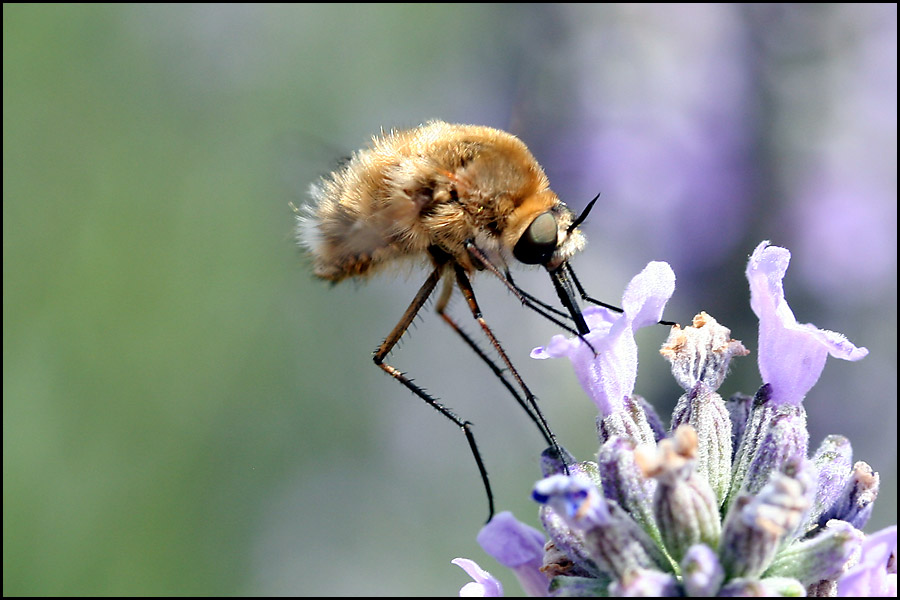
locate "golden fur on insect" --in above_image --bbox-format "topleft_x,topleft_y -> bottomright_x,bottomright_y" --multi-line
299,121 -> 586,281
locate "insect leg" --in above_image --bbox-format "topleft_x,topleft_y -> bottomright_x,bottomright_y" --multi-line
504,269 -> 571,321
451,263 -> 569,475
373,266 -> 495,522
434,278 -> 554,448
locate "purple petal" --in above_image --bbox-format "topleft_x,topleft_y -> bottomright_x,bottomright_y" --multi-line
746,241 -> 869,406
531,262 -> 675,417
476,512 -> 548,597
837,525 -> 897,597
621,261 -> 677,329
532,475 -> 609,530
452,558 -> 504,597
530,308 -> 616,361
476,511 -> 545,568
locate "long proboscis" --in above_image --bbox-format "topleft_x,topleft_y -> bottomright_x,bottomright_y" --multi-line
565,263 -> 677,327
547,265 -> 591,336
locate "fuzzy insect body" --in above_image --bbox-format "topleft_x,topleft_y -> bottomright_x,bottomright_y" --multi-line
301,121 -> 586,282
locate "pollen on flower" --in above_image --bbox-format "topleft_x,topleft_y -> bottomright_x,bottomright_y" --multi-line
659,312 -> 718,357
539,541 -> 577,578
856,463 -> 878,488
659,328 -> 689,358
660,311 -> 749,392
634,425 -> 699,479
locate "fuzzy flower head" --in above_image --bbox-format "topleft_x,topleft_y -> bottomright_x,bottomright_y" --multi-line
454,242 -> 892,597
531,261 -> 676,418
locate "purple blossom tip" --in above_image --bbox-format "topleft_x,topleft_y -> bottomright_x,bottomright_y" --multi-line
608,568 -> 680,596
532,475 -> 609,529
720,471 -> 811,578
822,461 -> 880,530
530,261 -> 675,417
746,241 -> 869,406
837,525 -> 897,597
452,558 -> 504,597
477,511 -> 545,569
476,512 -> 549,597
682,543 -> 725,597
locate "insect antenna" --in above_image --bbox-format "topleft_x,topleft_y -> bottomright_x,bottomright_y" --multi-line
567,192 -> 601,235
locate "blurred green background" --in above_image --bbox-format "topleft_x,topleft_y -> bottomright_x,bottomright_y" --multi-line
4,4 -> 895,596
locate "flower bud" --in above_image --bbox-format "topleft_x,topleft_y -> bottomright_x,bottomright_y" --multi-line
681,543 -> 725,597
597,436 -> 662,551
820,461 -> 880,530
764,519 -> 864,586
637,426 -> 721,563
719,469 -> 811,579
804,435 -> 853,534
660,312 -> 749,392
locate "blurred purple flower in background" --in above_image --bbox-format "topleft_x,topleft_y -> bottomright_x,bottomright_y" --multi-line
549,4 -> 755,270
454,243 -> 893,596
533,5 -> 896,299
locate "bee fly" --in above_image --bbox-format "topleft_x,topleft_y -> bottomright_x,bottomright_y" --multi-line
297,121 -> 635,521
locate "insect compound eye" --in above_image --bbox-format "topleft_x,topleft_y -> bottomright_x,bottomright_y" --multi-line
513,211 -> 558,265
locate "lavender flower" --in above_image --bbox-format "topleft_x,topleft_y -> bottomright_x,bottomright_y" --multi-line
836,525 -> 897,597
452,558 -> 503,597
530,261 -> 675,423
664,312 -> 748,503
454,243 -> 893,597
746,241 -> 869,407
469,511 -> 549,597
